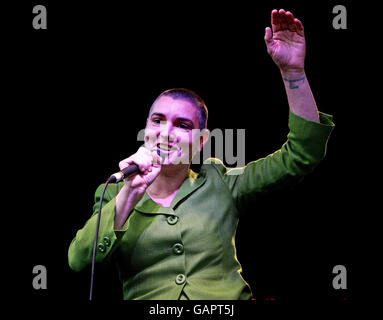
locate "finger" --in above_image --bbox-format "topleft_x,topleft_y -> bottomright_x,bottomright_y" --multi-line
141,155 -> 154,173
286,10 -> 295,21
278,9 -> 288,31
271,9 -> 280,33
294,18 -> 304,36
151,150 -> 162,165
123,154 -> 148,174
138,161 -> 148,174
119,159 -> 132,171
285,11 -> 296,32
137,147 -> 156,169
146,147 -> 162,165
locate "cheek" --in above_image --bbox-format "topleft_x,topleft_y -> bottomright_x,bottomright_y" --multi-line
191,130 -> 202,146
144,127 -> 160,146
179,131 -> 200,150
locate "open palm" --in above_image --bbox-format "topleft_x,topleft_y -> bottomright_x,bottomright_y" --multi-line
265,9 -> 306,72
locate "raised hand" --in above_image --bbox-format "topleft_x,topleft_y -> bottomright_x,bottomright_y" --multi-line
264,9 -> 306,73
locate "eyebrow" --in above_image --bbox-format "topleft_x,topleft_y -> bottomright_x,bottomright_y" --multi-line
151,113 -> 195,126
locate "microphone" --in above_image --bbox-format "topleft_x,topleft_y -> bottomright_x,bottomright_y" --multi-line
108,149 -> 164,183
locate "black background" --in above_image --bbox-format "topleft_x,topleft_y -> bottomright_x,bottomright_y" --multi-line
5,0 -> 374,309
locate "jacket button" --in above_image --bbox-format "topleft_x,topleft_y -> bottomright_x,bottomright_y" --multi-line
103,236 -> 111,247
98,243 -> 106,253
167,215 -> 178,225
173,243 -> 184,255
175,274 -> 186,285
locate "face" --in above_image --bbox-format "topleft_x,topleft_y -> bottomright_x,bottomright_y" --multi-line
145,96 -> 206,166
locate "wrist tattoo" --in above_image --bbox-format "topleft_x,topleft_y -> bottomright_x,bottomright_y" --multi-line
283,76 -> 305,89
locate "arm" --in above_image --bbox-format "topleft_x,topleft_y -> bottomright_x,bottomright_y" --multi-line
214,9 -> 334,210
68,147 -> 161,271
219,111 -> 334,210
68,184 -> 122,272
115,147 -> 162,229
265,9 -> 319,122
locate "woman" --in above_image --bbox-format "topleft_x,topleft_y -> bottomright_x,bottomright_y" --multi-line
68,9 -> 335,300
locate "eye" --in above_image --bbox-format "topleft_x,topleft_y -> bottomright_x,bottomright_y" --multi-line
151,118 -> 162,125
178,123 -> 190,129
175,120 -> 193,130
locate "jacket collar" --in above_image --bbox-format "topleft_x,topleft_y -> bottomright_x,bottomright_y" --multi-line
134,169 -> 206,216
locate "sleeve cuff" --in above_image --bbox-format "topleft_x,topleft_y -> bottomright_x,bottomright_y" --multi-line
94,196 -> 133,258
288,110 -> 335,141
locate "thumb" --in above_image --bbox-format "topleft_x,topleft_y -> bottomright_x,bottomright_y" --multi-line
264,27 -> 273,45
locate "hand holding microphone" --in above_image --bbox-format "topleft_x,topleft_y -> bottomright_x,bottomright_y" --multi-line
114,146 -> 163,185
114,147 -> 163,229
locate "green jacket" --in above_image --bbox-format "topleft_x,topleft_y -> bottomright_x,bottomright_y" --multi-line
68,111 -> 334,300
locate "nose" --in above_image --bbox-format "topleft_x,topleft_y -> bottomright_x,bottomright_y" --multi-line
159,122 -> 176,142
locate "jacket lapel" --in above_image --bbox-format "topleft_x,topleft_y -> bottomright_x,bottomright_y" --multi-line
134,169 -> 206,216
170,169 -> 206,209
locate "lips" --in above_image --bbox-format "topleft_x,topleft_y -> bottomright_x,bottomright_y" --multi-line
157,143 -> 178,152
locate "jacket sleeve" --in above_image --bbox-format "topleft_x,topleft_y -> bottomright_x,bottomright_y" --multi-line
68,182 -> 130,272
211,111 -> 335,209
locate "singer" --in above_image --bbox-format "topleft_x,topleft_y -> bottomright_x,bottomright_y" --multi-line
68,9 -> 335,299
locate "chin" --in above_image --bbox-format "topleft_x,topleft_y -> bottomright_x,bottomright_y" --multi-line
162,155 -> 190,167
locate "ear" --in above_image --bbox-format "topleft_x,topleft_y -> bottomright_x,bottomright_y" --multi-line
199,128 -> 210,152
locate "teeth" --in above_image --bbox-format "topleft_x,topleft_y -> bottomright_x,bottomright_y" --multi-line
158,144 -> 172,151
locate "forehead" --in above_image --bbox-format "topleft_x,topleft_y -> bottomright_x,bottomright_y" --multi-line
150,96 -> 199,124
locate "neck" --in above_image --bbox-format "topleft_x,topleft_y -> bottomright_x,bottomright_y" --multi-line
147,164 -> 189,199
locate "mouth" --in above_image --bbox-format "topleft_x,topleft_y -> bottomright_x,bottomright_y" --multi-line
157,143 -> 178,153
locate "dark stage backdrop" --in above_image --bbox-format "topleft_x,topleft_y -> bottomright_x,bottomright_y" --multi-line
5,0 -> 372,310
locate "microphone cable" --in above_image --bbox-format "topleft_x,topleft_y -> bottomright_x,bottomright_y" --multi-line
88,148 -> 163,300
89,179 -> 110,300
